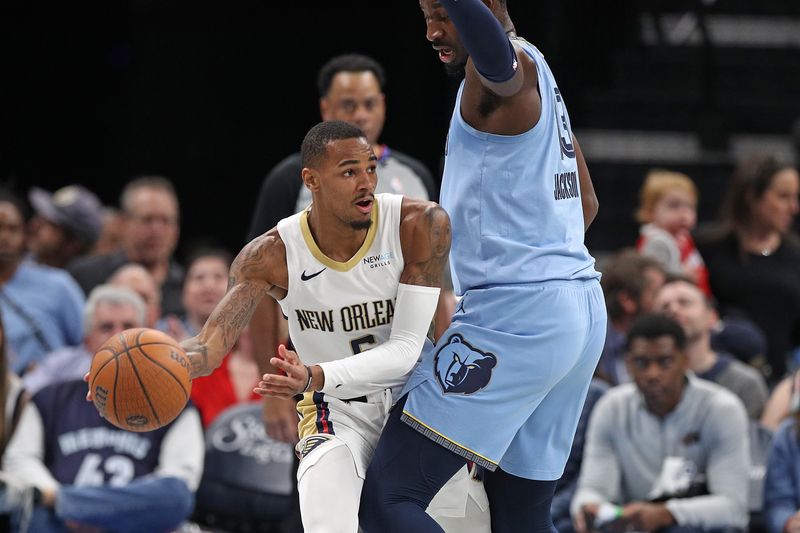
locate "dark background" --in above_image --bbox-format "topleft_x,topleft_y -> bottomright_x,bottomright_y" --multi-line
0,1 -> 636,259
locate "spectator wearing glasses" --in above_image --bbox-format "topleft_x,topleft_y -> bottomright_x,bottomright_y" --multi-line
22,285 -> 146,395
68,176 -> 185,316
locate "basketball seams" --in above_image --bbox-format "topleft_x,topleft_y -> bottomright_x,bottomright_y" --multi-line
90,328 -> 189,432
112,355 -> 120,428
135,348 -> 190,400
91,348 -> 122,381
124,349 -> 163,428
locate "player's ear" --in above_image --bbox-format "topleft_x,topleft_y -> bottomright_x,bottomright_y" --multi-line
302,167 -> 320,192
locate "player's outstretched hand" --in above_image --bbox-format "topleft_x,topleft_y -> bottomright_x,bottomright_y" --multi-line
254,344 -> 310,399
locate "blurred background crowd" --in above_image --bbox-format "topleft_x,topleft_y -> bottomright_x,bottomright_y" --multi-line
1,1 -> 800,532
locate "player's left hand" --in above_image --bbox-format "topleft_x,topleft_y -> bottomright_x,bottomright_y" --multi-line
254,344 -> 310,399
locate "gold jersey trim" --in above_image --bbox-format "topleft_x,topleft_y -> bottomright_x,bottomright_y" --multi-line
300,203 -> 379,272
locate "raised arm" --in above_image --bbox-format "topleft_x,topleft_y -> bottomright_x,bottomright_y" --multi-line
436,0 -> 522,97
182,233 -> 285,378
427,0 -> 540,133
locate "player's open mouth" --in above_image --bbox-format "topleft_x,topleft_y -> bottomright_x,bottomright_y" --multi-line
355,198 -> 373,214
437,47 -> 455,63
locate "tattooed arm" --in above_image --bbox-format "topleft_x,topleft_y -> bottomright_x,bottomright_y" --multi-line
260,199 -> 451,399
182,232 -> 287,378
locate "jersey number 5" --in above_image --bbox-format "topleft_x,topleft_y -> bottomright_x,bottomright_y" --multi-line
350,334 -> 376,355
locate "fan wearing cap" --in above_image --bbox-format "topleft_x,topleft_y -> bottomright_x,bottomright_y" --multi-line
28,185 -> 103,269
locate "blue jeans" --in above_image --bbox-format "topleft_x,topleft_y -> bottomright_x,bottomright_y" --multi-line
22,476 -> 193,533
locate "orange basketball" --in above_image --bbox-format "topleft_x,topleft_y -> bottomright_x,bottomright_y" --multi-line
89,328 -> 192,432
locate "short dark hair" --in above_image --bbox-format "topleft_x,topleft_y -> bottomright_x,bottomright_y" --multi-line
0,187 -> 29,221
301,120 -> 367,168
317,54 -> 387,98
186,247 -> 233,270
600,249 -> 665,321
120,175 -> 178,214
626,313 -> 687,352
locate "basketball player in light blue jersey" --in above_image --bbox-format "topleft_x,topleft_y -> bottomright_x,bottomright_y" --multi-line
360,1 -> 607,532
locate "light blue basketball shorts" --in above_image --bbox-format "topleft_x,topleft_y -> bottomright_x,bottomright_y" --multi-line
401,279 -> 607,480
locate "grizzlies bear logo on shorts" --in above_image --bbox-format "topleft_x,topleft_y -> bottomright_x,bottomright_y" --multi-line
434,334 -> 497,395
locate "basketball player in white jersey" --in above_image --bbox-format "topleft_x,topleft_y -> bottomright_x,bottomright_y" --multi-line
176,120 -> 489,532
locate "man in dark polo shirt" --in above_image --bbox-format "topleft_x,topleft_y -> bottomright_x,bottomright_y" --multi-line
68,176 -> 185,316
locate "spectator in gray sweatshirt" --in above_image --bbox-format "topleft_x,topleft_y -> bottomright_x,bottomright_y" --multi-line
571,313 -> 750,533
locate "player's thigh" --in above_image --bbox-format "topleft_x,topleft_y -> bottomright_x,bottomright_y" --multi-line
298,439 -> 363,533
500,302 -> 606,479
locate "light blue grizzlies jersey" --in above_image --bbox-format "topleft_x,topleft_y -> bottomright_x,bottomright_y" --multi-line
441,39 -> 600,295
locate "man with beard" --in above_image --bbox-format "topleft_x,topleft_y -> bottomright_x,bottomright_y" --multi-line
68,176 -> 185,316
173,121 -> 487,533
360,1 -> 605,532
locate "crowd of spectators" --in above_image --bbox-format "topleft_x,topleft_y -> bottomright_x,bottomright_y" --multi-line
0,49 -> 798,533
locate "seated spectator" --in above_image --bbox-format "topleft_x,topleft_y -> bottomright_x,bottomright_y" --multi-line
597,249 -> 666,385
22,285 -> 145,395
571,313 -> 750,533
27,185 -> 103,269
0,308 -> 27,454
0,308 -> 29,528
552,377 -> 610,533
2,378 -> 204,532
68,176 -> 185,316
191,325 -> 261,428
91,206 -> 125,256
696,153 -> 800,384
764,413 -> 800,533
157,249 -> 260,427
635,169 -> 711,296
710,311 -> 768,369
158,248 -> 232,340
761,371 -> 799,432
654,278 -> 769,419
109,263 -> 161,328
0,190 -> 84,376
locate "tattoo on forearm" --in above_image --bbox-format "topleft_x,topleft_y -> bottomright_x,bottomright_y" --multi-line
213,281 -> 264,352
188,345 -> 209,378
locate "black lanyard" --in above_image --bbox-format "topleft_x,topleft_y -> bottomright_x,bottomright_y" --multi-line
0,288 -> 54,355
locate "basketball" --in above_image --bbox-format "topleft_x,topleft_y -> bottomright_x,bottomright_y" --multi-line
89,327 -> 192,432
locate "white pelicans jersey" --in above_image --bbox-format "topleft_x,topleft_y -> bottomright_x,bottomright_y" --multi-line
276,193 -> 406,400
